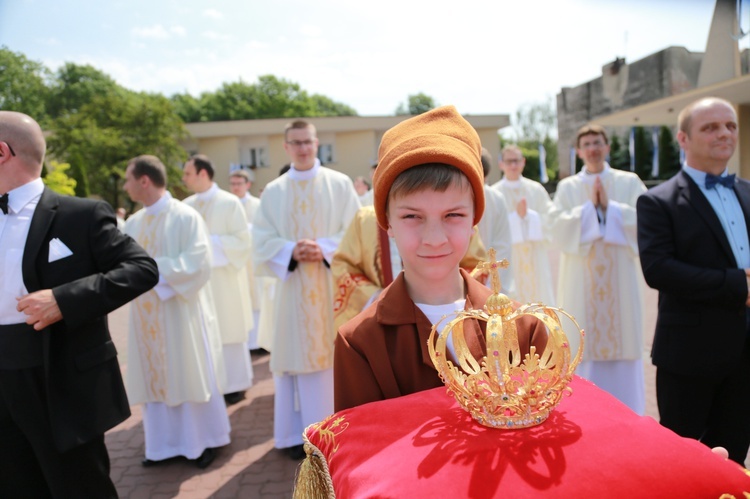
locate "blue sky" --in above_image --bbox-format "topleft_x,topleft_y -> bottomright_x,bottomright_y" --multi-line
0,0 -> 740,118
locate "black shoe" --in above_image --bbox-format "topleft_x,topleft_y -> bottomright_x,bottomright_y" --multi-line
224,391 -> 245,405
141,458 -> 160,467
285,444 -> 306,460
195,448 -> 217,469
250,347 -> 269,355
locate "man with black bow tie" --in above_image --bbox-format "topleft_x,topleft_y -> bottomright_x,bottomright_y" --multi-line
0,111 -> 158,496
637,97 -> 750,465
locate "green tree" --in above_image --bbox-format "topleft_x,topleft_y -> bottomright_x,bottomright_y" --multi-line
500,99 -> 559,181
48,91 -> 187,205
0,46 -> 51,120
657,126 -> 681,180
46,63 -> 127,118
43,160 -> 77,196
633,126 -> 653,180
395,93 -> 437,116
173,75 -> 357,122
512,99 -> 557,144
609,134 -> 631,171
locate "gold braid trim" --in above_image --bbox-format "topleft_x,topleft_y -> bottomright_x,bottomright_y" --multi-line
293,433 -> 335,499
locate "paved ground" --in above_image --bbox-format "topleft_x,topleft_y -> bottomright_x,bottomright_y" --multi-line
106,308 -> 300,498
101,257 -> 695,497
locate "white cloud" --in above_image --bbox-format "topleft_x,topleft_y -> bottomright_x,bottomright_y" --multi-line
130,24 -> 186,41
203,8 -> 223,20
131,24 -> 170,40
35,37 -> 60,46
300,24 -> 322,37
201,31 -> 231,41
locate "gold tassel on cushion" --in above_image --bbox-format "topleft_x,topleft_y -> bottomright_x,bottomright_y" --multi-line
293,439 -> 336,499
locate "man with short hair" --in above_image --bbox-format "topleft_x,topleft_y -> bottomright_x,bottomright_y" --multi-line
492,145 -> 555,305
478,148 -> 514,293
229,169 -> 264,350
253,120 -> 360,459
0,111 -> 158,497
637,97 -> 750,464
183,154 -> 254,405
549,124 -> 647,414
123,155 -> 230,469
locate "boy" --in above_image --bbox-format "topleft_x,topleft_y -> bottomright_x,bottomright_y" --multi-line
334,106 -> 548,412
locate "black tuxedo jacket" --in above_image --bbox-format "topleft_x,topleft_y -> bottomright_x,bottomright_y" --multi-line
22,188 -> 158,452
637,171 -> 750,377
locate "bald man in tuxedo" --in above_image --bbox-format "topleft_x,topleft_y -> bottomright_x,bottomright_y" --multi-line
637,97 -> 750,465
0,111 -> 158,497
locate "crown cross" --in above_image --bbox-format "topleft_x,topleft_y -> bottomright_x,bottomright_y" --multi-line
475,248 -> 509,295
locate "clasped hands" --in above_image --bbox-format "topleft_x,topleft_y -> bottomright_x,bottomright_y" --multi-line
16,289 -> 63,330
591,177 -> 608,211
293,239 -> 324,263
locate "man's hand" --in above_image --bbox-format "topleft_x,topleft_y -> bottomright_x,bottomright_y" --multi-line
16,290 -> 63,330
594,177 -> 608,211
516,198 -> 527,219
293,239 -> 324,263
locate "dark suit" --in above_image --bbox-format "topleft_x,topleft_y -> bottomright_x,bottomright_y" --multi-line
637,170 -> 750,464
0,188 -> 158,497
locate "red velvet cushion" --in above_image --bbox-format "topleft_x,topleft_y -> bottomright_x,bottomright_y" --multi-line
306,377 -> 750,498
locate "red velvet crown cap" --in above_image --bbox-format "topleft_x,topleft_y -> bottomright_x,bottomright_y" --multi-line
373,105 -> 485,230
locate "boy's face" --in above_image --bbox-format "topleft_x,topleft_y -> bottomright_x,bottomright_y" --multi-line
387,182 -> 474,291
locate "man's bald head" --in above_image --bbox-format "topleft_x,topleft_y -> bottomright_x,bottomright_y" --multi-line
0,111 -> 47,174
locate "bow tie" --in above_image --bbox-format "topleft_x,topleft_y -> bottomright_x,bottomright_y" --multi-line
705,173 -> 735,189
0,193 -> 8,215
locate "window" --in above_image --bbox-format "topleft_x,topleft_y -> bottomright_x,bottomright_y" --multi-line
249,147 -> 268,168
318,144 -> 334,164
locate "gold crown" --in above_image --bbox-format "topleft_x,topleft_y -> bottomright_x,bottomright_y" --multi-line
428,248 -> 584,429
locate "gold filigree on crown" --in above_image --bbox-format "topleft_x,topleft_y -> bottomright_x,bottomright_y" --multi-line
427,248 -> 584,429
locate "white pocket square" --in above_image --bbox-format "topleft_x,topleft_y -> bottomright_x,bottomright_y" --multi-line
48,238 -> 73,262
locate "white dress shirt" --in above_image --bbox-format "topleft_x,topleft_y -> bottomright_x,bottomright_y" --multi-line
0,178 -> 45,324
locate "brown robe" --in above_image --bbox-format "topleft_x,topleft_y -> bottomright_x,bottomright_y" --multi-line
334,269 -> 548,412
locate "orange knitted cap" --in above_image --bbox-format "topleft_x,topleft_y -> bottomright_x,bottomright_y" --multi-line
373,105 -> 485,230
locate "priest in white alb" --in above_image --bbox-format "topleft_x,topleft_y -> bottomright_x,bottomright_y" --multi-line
478,148 -> 514,294
183,154 -> 254,405
229,168 -> 264,351
122,155 -> 230,469
253,120 -> 360,460
549,125 -> 647,414
492,145 -> 556,305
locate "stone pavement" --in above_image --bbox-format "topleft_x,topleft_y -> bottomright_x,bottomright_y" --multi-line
106,305 -> 299,498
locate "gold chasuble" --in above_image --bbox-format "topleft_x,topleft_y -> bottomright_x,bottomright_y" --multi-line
124,196 -> 226,405
132,212 -> 168,401
253,164 -> 361,375
549,166 -> 646,362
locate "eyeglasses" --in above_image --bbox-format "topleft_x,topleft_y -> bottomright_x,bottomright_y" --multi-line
503,159 -> 523,164
286,139 -> 315,148
2,141 -> 15,156
579,140 -> 606,149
